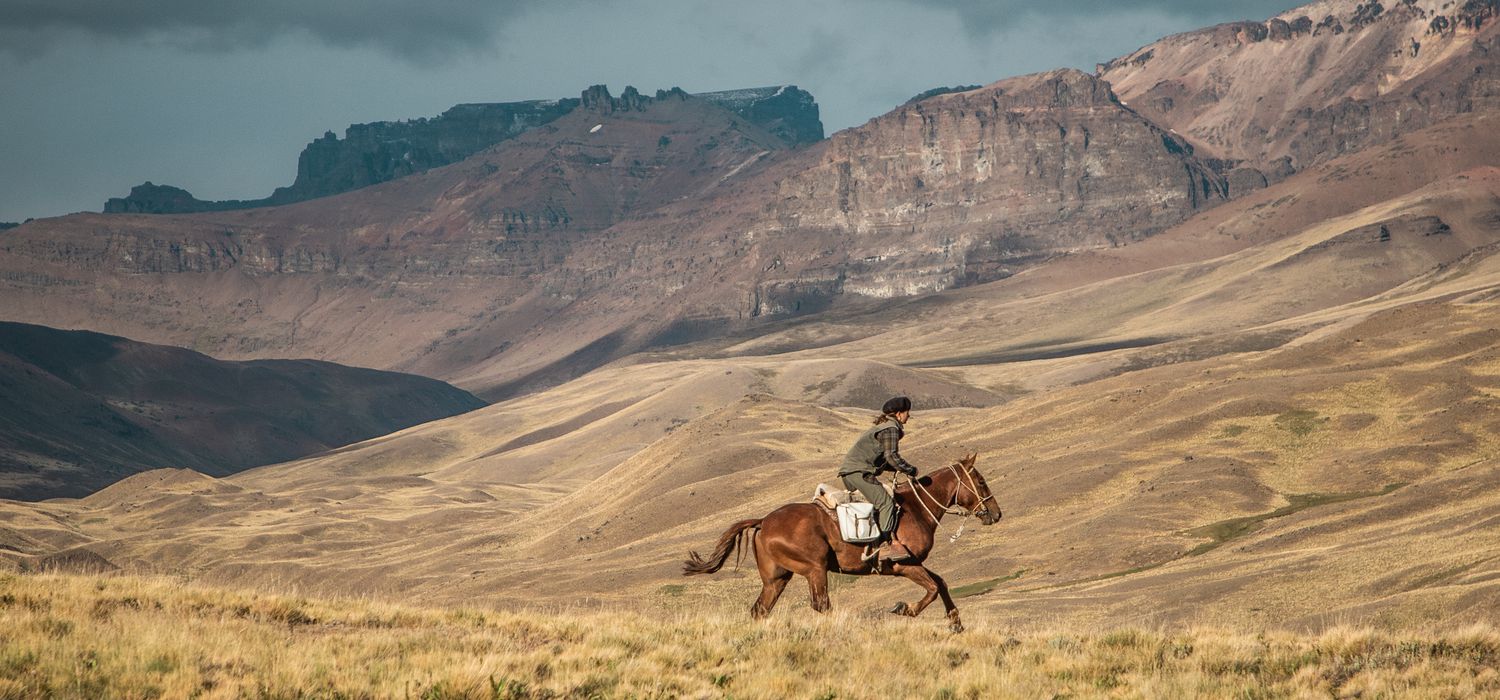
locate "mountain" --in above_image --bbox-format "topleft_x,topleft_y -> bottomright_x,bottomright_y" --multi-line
102,86 -> 824,214
0,86 -> 796,395
0,322 -> 484,500
0,74 -> 1227,399
1099,0 -> 1500,193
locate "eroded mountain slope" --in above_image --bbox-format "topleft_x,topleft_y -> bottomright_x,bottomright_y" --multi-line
1099,0 -> 1500,188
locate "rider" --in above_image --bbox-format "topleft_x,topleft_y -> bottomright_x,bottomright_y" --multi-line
838,396 -> 920,563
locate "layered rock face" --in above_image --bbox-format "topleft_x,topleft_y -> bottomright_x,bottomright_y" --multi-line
0,87 -> 797,394
523,70 -> 1228,377
102,86 -> 823,214
1099,0 -> 1500,192
265,98 -> 581,206
762,70 -> 1225,294
0,73 -> 1224,397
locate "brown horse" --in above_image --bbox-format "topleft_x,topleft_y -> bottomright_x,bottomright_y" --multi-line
682,453 -> 1001,632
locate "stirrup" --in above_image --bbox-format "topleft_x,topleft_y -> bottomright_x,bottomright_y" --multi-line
860,544 -> 878,562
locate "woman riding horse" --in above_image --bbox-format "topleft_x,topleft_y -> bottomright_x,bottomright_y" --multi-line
683,433 -> 1002,631
839,395 -> 919,563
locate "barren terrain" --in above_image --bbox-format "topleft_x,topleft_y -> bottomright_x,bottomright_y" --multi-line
4,152 -> 1499,634
3,3 -> 1500,686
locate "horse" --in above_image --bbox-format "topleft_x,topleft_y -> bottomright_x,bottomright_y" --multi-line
682,453 -> 1001,632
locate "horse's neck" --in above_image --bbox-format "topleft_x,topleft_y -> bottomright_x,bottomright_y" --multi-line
906,470 -> 957,522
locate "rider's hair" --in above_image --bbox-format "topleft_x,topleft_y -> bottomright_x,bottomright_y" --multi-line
873,412 -> 896,425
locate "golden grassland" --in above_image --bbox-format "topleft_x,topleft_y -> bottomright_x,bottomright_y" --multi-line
3,573 -> 1499,699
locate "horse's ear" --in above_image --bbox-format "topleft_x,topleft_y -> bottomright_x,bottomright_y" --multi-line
964,452 -> 977,466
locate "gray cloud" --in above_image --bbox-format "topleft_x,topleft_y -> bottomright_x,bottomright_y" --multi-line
896,0 -> 1303,34
0,0 -> 552,62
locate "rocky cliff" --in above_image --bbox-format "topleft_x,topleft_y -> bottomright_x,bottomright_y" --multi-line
0,74 -> 1223,398
518,70 -> 1227,380
0,321 -> 484,500
693,86 -> 824,145
264,98 -> 580,206
102,86 -> 823,214
1098,0 -> 1500,194
3,86 -> 795,394
10,0 -> 1492,403
103,182 -> 262,214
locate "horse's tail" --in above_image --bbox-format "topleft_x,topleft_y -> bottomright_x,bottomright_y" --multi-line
682,518 -> 761,576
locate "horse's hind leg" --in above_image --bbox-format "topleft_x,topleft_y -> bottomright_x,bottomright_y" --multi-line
805,566 -> 831,613
751,535 -> 791,620
752,571 -> 791,619
756,572 -> 792,620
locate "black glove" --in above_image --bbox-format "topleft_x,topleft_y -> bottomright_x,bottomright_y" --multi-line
900,464 -> 918,477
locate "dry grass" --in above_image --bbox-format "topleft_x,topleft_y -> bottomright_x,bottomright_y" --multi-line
3,573 -> 1499,699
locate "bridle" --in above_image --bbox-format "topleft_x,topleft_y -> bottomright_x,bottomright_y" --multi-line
950,461 -> 1000,522
903,460 -> 1000,540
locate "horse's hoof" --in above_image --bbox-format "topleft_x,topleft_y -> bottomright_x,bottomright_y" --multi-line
888,602 -> 909,616
949,621 -> 965,634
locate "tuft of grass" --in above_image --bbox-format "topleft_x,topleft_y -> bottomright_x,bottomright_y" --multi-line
1274,409 -> 1323,437
951,569 -> 1026,598
1217,424 -> 1249,438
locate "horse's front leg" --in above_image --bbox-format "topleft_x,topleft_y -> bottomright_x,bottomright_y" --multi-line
887,564 -> 963,632
928,569 -> 962,633
888,565 -> 937,614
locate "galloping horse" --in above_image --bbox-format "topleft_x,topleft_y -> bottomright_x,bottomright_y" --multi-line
682,453 -> 1000,632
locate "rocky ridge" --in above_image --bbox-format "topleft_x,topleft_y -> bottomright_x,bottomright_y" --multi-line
1099,0 -> 1500,195
103,86 -> 823,214
8,2 -> 1496,399
0,73 -> 1226,398
553,70 -> 1226,336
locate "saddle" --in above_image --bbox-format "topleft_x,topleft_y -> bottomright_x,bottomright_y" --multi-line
812,482 -> 897,544
812,481 -> 894,509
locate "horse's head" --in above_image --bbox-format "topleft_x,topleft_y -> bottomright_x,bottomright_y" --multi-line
952,453 -> 1002,525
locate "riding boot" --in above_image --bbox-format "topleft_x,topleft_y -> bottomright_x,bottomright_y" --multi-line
878,534 -> 915,563
862,531 -> 893,562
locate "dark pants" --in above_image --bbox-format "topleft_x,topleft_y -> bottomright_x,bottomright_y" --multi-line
842,472 -> 897,534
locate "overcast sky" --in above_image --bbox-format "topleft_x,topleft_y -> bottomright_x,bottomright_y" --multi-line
0,0 -> 1297,222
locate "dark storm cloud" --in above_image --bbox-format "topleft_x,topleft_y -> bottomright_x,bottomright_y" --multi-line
898,0 -> 1302,34
0,0 -> 554,61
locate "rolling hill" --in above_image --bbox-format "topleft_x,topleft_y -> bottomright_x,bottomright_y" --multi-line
0,322 -> 484,500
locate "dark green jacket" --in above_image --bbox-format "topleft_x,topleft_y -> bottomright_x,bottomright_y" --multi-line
838,421 -> 907,477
